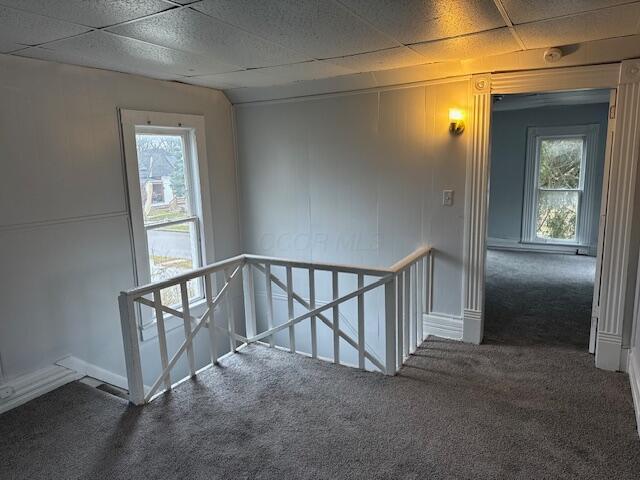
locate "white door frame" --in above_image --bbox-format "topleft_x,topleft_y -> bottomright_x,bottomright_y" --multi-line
462,59 -> 640,371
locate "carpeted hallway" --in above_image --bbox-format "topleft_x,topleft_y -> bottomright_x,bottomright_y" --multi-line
485,250 -> 596,348
2,250 -> 639,479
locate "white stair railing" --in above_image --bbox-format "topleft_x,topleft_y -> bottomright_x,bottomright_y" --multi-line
118,247 -> 433,405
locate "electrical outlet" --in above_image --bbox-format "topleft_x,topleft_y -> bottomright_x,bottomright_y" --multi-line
443,189 -> 454,206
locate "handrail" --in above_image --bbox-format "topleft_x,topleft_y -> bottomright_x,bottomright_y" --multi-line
124,254 -> 245,297
123,247 -> 432,298
243,253 -> 394,277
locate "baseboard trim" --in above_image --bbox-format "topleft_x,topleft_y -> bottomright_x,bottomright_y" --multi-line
487,237 -> 595,255
0,364 -> 81,414
56,356 -> 128,390
628,348 -> 640,439
423,313 -> 463,341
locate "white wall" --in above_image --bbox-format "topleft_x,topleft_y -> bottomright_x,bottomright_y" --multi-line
488,103 -> 609,248
0,55 -> 240,382
235,81 -> 470,359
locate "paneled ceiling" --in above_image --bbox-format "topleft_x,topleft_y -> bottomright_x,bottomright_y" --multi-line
1,0 -> 640,94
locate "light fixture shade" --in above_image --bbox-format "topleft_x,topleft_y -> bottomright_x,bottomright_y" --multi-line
449,108 -> 465,135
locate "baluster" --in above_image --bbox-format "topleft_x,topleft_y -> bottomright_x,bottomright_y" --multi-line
265,263 -> 275,347
357,273 -> 365,369
309,268 -> 318,359
204,274 -> 218,365
403,269 -> 410,361
243,263 -> 257,338
416,259 -> 424,345
224,269 -> 236,353
396,273 -> 403,368
153,289 -> 171,390
427,252 -> 434,313
332,271 -> 340,364
411,263 -> 418,354
180,282 -> 196,376
286,266 -> 295,353
384,278 -> 397,375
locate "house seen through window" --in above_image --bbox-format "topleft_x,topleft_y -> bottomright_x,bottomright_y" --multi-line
134,131 -> 203,306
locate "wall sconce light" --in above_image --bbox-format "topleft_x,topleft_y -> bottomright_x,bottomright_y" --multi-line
449,108 -> 465,135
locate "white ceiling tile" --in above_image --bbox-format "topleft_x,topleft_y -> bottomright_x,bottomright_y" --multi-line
0,5 -> 89,45
410,28 -> 521,63
0,0 -> 173,28
15,31 -> 241,78
0,37 -> 26,53
516,3 -> 640,49
187,61 -> 356,89
108,8 -> 308,68
339,0 -> 505,44
501,0 -> 633,24
192,0 -> 398,58
327,47 -> 428,73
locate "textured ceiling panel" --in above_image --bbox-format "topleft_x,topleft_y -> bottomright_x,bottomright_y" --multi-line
516,3 -> 640,49
0,6 -> 89,45
0,38 -> 25,53
192,0 -> 397,58
16,31 -> 240,78
109,8 -> 308,69
186,61 -> 355,89
410,28 -> 521,62
328,47 -> 428,72
339,0 -> 505,45
0,0 -> 173,28
501,0 -> 633,24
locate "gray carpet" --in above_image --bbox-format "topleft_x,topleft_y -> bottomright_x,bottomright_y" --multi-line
485,250 -> 596,348
1,340 -> 639,479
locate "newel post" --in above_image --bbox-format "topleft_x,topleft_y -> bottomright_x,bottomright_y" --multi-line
462,74 -> 492,344
118,293 -> 145,405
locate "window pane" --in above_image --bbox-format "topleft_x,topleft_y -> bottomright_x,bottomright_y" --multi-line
135,133 -> 191,225
536,190 -> 578,241
538,138 -> 583,189
147,221 -> 202,305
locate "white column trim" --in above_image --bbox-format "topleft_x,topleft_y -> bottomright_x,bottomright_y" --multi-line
462,74 -> 492,344
596,59 -> 640,370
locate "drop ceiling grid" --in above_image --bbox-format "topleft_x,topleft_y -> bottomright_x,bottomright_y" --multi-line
1,0 -> 639,90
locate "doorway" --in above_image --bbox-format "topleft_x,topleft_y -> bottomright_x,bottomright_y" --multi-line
484,90 -> 612,350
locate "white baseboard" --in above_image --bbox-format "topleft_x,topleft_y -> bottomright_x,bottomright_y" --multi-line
0,364 -> 81,414
56,355 -> 128,390
628,348 -> 640,439
423,313 -> 464,341
487,237 -> 595,255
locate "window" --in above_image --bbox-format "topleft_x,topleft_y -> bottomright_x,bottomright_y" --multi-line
522,125 -> 599,245
120,111 -> 214,336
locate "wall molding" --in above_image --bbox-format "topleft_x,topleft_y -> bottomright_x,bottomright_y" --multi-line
0,364 -> 81,414
0,210 -> 128,233
596,58 -> 640,370
56,355 -> 128,390
423,313 -> 464,341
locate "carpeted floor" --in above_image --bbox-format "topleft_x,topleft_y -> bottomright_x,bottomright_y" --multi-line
1,251 -> 638,479
485,250 -> 596,348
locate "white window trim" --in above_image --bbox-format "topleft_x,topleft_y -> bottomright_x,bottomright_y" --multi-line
522,124 -> 600,247
120,109 -> 215,340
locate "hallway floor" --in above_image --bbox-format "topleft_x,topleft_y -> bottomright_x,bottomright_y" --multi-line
2,337 -> 639,479
485,250 -> 596,348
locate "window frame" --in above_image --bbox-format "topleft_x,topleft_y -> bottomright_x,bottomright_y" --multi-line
120,110 -> 215,340
522,124 -> 599,246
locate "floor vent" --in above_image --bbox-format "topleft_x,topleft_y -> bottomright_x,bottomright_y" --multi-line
80,377 -> 129,400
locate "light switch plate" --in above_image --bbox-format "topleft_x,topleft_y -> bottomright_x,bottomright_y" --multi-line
443,189 -> 454,206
